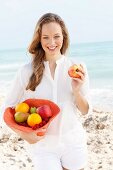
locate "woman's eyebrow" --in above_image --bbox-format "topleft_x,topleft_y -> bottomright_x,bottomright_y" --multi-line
54,33 -> 60,35
42,33 -> 60,36
42,34 -> 48,36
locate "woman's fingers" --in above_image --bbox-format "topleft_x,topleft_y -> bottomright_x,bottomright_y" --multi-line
11,127 -> 44,144
79,64 -> 86,75
72,71 -> 85,81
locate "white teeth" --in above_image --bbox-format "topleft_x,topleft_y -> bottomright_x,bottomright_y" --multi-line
48,47 -> 56,50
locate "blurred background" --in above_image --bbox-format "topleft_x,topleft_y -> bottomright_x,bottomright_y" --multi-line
0,0 -> 113,111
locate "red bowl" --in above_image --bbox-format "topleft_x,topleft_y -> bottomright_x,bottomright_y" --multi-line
3,99 -> 60,136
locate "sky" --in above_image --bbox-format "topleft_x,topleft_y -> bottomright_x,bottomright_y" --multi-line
0,0 -> 113,49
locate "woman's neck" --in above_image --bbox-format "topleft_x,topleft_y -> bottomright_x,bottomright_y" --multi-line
45,53 -> 62,63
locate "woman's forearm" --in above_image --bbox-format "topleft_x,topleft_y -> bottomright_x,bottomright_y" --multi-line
74,92 -> 89,115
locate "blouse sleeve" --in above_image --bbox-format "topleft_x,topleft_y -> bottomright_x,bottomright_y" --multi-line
0,63 -> 32,123
79,63 -> 92,115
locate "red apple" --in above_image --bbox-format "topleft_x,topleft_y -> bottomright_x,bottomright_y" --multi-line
68,64 -> 81,78
36,105 -> 52,119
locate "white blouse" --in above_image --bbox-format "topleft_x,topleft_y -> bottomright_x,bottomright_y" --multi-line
1,55 -> 92,150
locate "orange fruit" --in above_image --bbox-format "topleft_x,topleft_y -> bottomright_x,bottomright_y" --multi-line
15,102 -> 30,113
27,113 -> 42,127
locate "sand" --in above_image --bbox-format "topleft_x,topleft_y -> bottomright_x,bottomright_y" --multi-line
0,95 -> 113,170
84,109 -> 113,170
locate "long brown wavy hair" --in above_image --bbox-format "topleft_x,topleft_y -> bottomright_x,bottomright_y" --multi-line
26,13 -> 69,91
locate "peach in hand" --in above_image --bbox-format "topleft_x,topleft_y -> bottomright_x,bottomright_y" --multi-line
68,64 -> 81,78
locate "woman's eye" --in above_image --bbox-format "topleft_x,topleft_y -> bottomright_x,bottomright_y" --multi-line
54,36 -> 60,38
43,37 -> 48,39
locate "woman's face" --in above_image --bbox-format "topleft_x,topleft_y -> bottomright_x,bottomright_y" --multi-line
41,22 -> 63,58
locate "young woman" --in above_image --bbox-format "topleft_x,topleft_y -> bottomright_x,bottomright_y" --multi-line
2,13 -> 91,170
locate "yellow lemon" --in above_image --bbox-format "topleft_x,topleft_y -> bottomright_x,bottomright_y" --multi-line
15,102 -> 30,113
27,113 -> 42,127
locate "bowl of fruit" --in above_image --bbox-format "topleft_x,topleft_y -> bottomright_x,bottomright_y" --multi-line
3,99 -> 60,136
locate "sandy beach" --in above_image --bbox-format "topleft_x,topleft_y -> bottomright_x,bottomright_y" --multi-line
0,95 -> 113,170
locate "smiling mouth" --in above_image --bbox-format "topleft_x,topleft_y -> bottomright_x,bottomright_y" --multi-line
47,46 -> 57,51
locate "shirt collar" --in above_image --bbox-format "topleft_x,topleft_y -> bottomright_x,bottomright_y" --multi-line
44,55 -> 65,65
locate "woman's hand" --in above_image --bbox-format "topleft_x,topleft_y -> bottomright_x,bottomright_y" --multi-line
11,127 -> 44,144
71,64 -> 85,94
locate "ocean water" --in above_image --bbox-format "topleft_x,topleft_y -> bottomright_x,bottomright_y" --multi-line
0,41 -> 113,111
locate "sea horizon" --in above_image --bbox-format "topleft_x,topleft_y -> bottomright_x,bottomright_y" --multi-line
0,40 -> 113,51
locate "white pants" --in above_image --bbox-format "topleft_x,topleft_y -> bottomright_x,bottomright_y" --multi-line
28,144 -> 88,170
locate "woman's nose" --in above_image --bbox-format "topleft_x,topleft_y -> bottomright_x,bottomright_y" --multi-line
49,38 -> 55,45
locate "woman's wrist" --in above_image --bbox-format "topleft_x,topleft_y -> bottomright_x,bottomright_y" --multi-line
73,91 -> 81,99
73,91 -> 89,115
